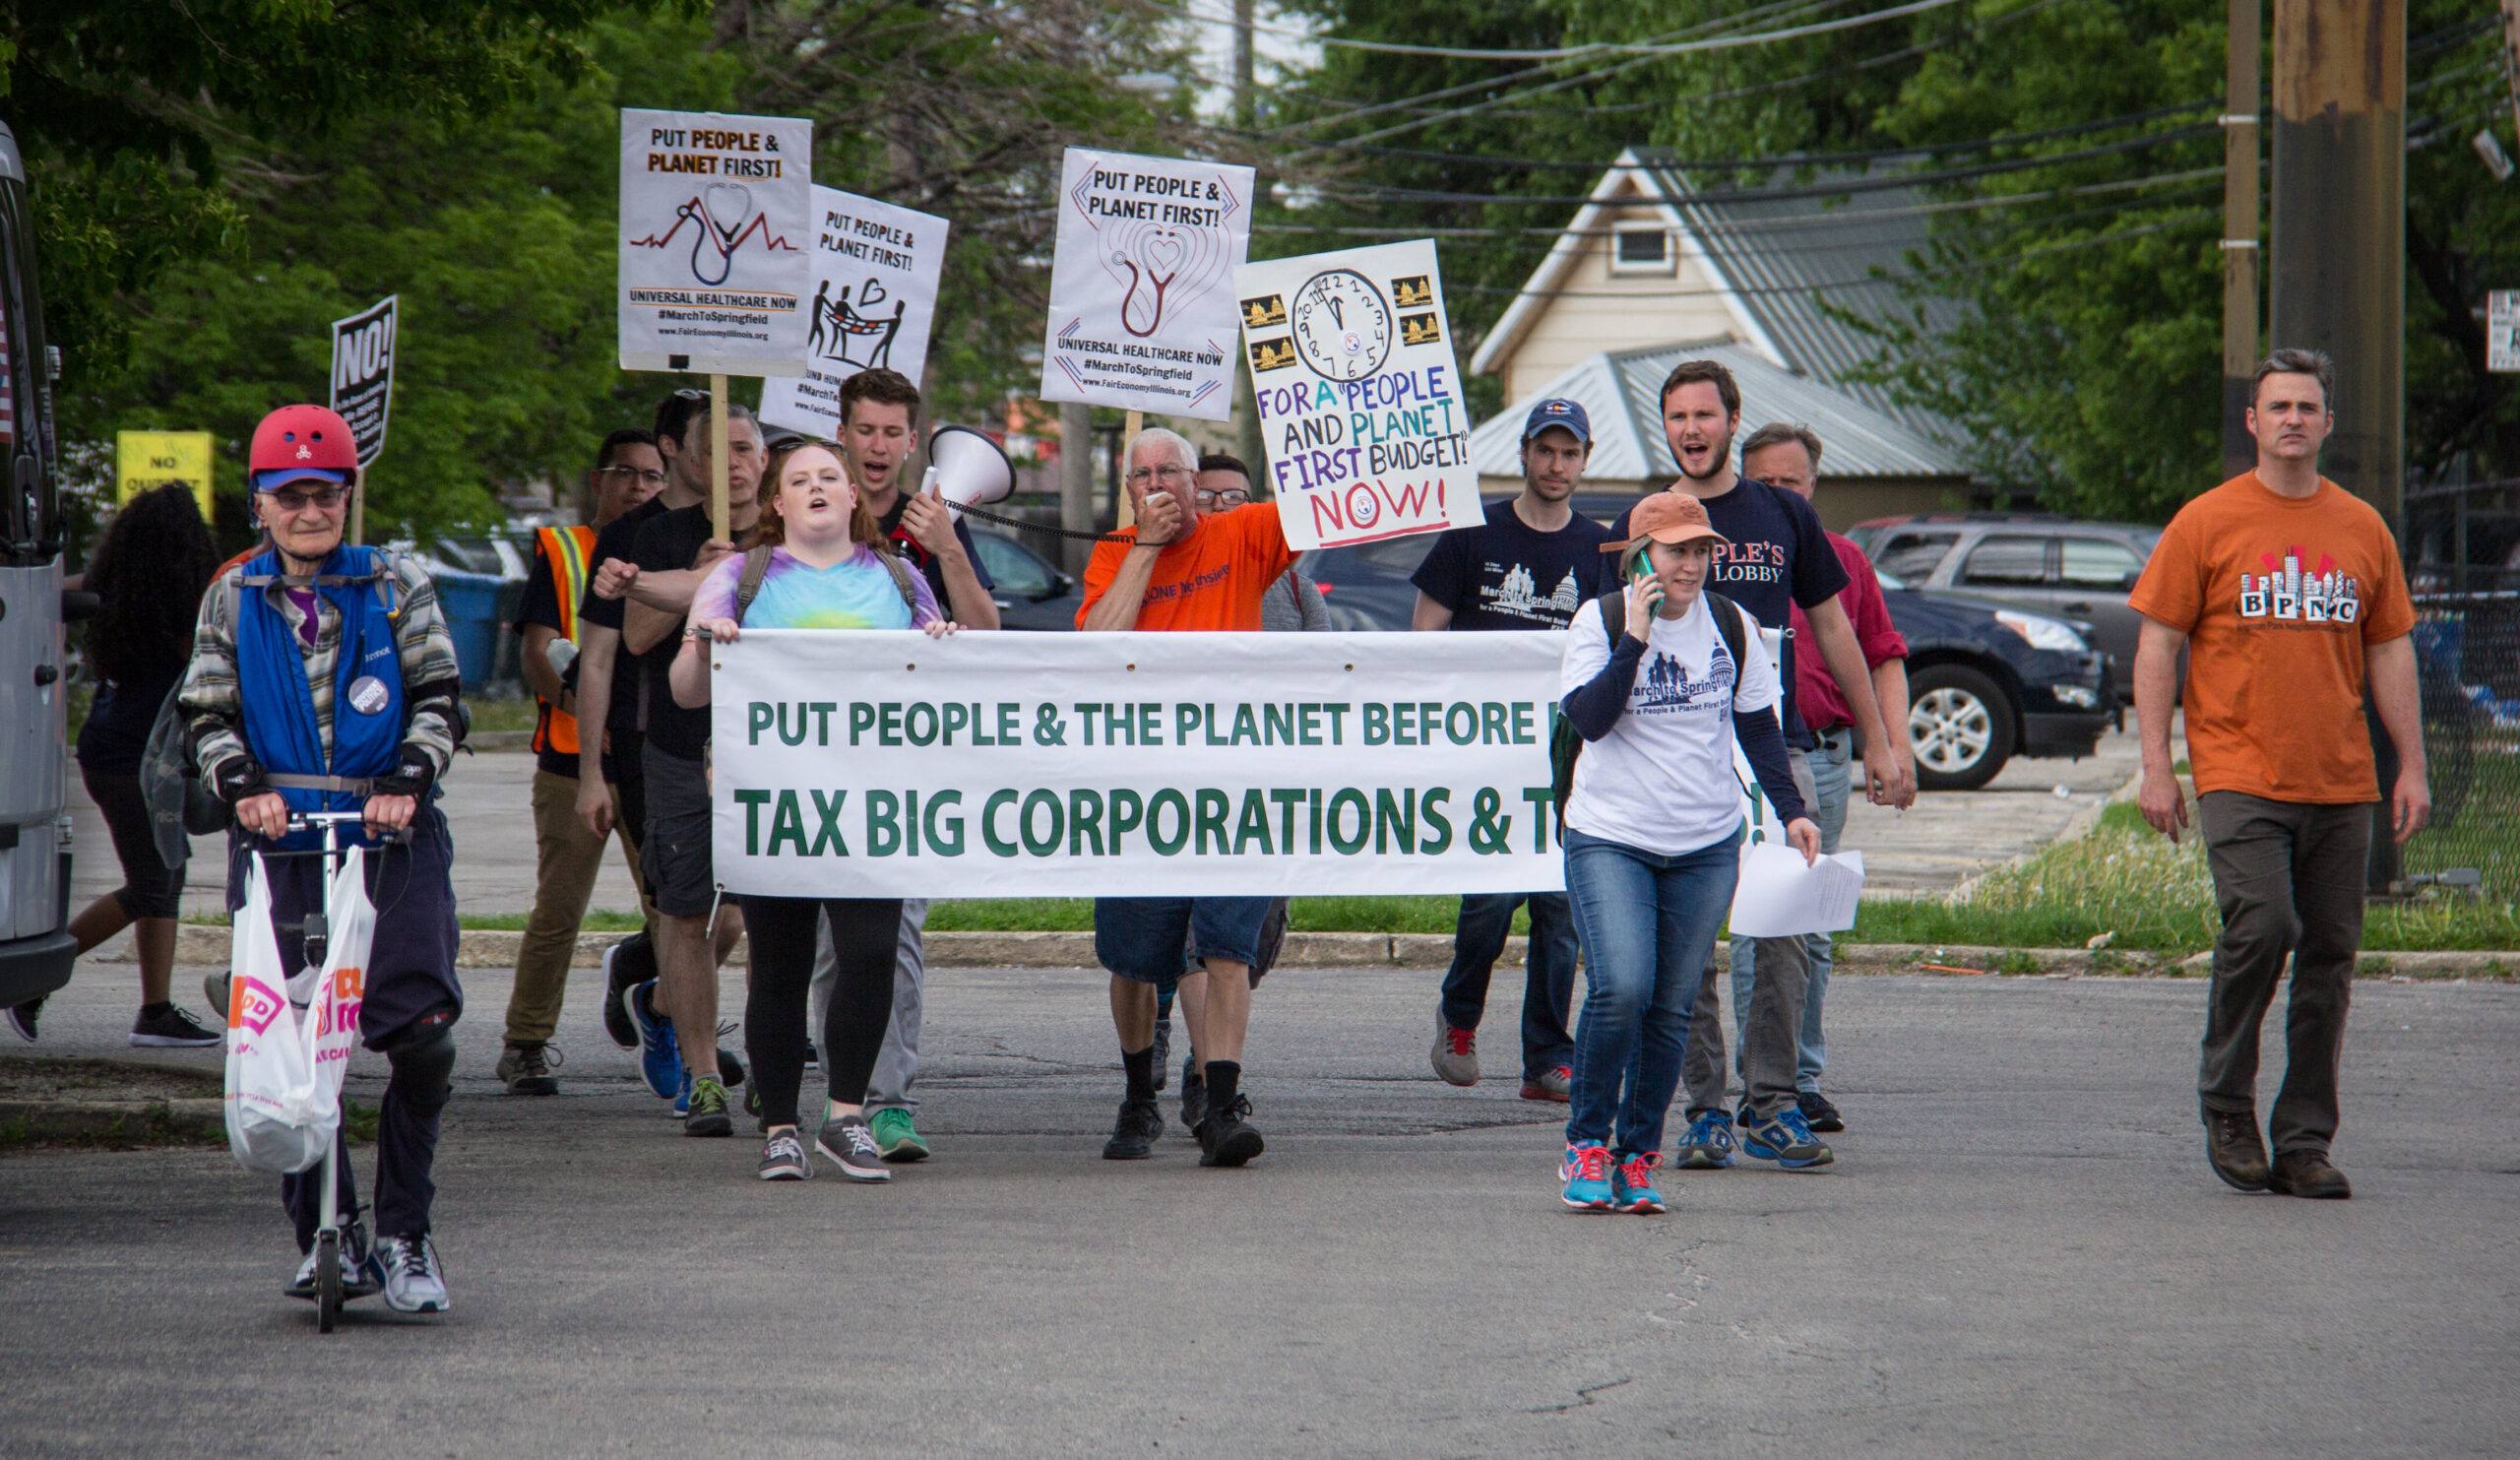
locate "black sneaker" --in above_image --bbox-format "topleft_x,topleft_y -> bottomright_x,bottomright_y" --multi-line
1178,1058 -> 1207,1133
1197,1095 -> 1264,1169
601,940 -> 642,1049
495,1041 -> 561,1096
715,1025 -> 746,1087
130,1003 -> 221,1047
804,1044 -> 819,1071
1797,1090 -> 1845,1133
1102,1098 -> 1164,1160
685,1076 -> 734,1137
1151,1017 -> 1170,1092
7,997 -> 41,1043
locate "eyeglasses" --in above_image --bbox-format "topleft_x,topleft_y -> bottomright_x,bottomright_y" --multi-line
1194,487 -> 1249,508
597,466 -> 669,487
1124,464 -> 1193,486
265,486 -> 348,513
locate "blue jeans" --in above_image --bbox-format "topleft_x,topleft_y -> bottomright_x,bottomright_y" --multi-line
1730,730 -> 1852,1091
1561,826 -> 1741,1157
1438,892 -> 1579,1080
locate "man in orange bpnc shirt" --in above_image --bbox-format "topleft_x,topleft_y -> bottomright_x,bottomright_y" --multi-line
2129,349 -> 2428,1202
1076,426 -> 1296,1168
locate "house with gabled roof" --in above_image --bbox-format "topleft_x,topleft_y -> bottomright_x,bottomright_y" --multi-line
1465,146 -> 1985,529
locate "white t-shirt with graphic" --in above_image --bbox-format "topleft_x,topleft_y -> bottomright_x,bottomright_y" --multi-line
1558,593 -> 1782,857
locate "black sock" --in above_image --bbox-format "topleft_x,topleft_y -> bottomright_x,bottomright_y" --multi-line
1205,1060 -> 1240,1116
139,1001 -> 172,1018
1122,1045 -> 1156,1102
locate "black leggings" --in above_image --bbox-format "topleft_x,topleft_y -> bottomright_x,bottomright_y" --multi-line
738,894 -> 902,1128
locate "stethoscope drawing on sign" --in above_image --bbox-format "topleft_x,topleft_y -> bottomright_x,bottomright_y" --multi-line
675,196 -> 755,287
1110,234 -> 1186,339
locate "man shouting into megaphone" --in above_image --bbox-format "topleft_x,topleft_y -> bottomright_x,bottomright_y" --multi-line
838,368 -> 999,633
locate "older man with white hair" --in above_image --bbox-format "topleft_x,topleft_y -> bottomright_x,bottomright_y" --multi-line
1077,425 -> 1298,1168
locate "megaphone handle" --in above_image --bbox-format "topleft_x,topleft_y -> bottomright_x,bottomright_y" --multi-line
920,463 -> 961,519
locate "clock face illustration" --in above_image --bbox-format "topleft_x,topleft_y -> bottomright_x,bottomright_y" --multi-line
1291,269 -> 1393,381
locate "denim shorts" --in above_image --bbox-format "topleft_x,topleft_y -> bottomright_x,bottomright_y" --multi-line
1096,896 -> 1274,984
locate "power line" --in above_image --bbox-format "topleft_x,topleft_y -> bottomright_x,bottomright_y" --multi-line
1230,0 -> 1963,63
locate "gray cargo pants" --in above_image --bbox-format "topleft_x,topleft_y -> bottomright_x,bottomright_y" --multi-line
810,897 -> 928,1113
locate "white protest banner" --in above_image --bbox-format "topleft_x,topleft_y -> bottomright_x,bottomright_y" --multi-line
758,186 -> 949,436
1037,148 -> 1254,421
617,108 -> 813,375
1236,239 -> 1480,550
711,630 -> 1567,898
328,295 -> 397,466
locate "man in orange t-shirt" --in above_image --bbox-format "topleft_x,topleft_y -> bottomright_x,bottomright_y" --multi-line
2128,349 -> 2427,1202
1075,426 -> 1296,1170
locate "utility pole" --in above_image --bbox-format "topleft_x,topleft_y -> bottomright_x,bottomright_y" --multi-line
2220,0 -> 2261,479
2270,0 -> 2406,892
1232,0 -> 1267,479
2269,0 -> 2404,526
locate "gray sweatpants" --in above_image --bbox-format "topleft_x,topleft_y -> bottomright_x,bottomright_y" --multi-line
1681,748 -> 1819,1123
810,898 -> 927,1112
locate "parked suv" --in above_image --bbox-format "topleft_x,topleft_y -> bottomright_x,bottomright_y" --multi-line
1843,514 -> 2159,697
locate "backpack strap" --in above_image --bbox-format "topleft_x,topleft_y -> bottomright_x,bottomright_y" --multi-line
1705,591 -> 1746,679
875,549 -> 920,621
1598,587 -> 1625,645
731,545 -> 775,627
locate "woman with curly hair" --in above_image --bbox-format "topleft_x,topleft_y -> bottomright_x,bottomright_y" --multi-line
9,484 -> 222,1046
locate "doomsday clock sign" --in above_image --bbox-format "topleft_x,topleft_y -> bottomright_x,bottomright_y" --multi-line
1237,239 -> 1482,550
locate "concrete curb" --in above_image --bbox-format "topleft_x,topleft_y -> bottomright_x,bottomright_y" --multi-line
0,1098 -> 225,1139
138,922 -> 2515,978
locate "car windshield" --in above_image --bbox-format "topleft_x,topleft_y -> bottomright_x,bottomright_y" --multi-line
1871,566 -> 1907,591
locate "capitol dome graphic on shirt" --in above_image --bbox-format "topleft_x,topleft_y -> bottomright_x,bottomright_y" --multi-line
1482,564 -> 1586,623
1635,639 -> 1735,712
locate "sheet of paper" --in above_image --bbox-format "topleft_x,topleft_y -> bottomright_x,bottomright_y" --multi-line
1728,842 -> 1865,938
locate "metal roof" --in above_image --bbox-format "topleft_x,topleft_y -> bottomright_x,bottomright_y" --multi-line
1469,339 -> 1969,484
1633,153 -> 1969,438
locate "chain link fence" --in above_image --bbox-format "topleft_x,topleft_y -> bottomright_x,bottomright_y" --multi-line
2401,475 -> 2520,901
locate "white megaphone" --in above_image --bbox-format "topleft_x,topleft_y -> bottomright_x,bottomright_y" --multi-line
917,424 -> 1016,520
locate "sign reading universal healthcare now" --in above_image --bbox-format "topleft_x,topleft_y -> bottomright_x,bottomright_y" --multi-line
710,630 -> 1569,899
617,108 -> 813,375
1236,239 -> 1482,550
1036,148 -> 1255,421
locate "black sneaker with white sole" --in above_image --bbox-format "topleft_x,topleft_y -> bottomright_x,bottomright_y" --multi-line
130,1003 -> 221,1047
816,1114 -> 892,1181
7,997 -> 39,1043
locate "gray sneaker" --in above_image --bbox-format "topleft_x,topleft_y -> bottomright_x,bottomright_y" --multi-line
758,1129 -> 812,1181
494,1041 -> 560,1096
816,1114 -> 892,1182
204,970 -> 232,1019
1430,1018 -> 1480,1086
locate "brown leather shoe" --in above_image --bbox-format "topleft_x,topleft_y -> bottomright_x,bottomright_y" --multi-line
2204,1109 -> 2270,1191
2266,1150 -> 2352,1199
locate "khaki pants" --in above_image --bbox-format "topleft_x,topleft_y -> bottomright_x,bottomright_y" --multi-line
503,768 -> 657,1045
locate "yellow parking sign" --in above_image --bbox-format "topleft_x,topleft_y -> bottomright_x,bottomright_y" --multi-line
116,431 -> 216,522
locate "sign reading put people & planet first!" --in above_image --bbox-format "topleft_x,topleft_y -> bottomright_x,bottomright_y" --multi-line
758,186 -> 949,438
1235,239 -> 1482,550
1036,148 -> 1254,421
617,108 -> 814,375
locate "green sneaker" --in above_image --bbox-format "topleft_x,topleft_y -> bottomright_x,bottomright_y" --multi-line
867,1107 -> 930,1163
685,1076 -> 733,1137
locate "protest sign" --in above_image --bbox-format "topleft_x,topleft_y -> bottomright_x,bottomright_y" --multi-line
711,630 -> 1571,899
617,108 -> 813,375
758,186 -> 948,437
115,430 -> 215,521
1037,148 -> 1254,421
328,295 -> 397,466
1236,240 -> 1481,550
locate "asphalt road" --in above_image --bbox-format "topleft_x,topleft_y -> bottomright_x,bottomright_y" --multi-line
3,959 -> 2513,1458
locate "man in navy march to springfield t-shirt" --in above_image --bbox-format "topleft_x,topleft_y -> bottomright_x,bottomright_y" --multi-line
1608,358 -> 1917,1172
1411,397 -> 1614,1103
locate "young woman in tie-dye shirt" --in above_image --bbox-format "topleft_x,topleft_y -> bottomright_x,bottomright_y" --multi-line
669,440 -> 955,1183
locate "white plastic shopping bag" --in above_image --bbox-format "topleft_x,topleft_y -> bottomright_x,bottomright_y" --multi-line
222,849 -> 376,1174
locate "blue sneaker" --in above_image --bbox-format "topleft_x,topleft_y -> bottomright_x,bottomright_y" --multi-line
1741,1107 -> 1834,1170
1611,1152 -> 1667,1214
671,1067 -> 691,1121
1672,1111 -> 1735,1169
1560,1141 -> 1613,1211
628,981 -> 682,1101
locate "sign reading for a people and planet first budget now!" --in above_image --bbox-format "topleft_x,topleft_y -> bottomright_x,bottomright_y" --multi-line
1236,239 -> 1482,550
1037,148 -> 1255,422
709,633 -> 1798,900
758,186 -> 949,439
617,109 -> 813,375
327,294 -> 397,466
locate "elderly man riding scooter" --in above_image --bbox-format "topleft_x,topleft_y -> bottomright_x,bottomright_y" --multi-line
181,404 -> 468,1314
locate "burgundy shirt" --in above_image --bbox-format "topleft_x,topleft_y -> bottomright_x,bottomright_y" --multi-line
1791,533 -> 1907,732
